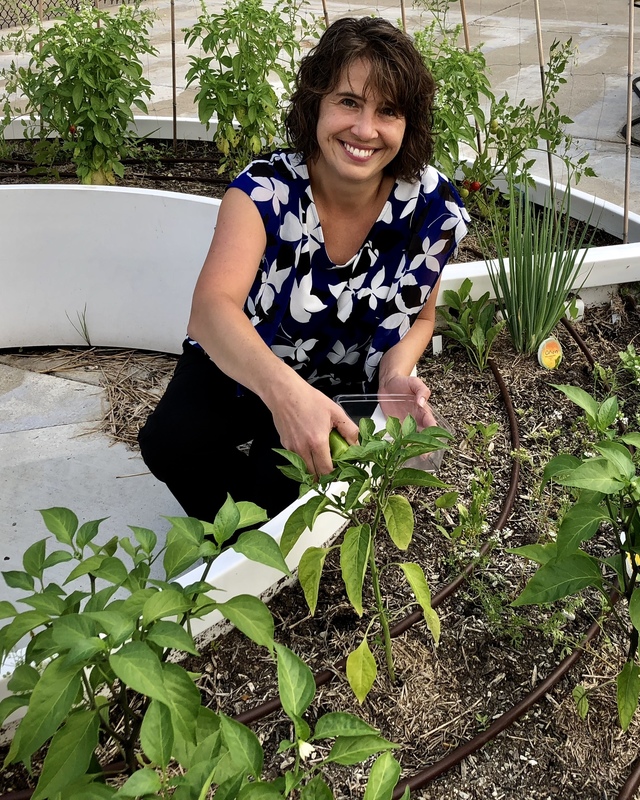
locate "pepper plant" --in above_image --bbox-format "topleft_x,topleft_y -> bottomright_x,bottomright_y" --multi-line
510,384 -> 640,730
278,415 -> 451,703
412,0 -> 595,214
0,0 -> 157,185
183,0 -> 320,175
0,501 -> 402,797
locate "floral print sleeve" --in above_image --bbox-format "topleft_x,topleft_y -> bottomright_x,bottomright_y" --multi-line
223,150 -> 469,393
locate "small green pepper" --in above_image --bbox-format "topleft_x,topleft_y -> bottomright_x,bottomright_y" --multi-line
329,429 -> 350,460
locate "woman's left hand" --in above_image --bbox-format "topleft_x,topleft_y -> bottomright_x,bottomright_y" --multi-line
378,374 -> 437,430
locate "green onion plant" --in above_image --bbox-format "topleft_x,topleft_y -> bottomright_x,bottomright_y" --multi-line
483,173 -> 596,356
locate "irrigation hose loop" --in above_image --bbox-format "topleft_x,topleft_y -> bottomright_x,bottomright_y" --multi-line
391,598 -> 618,799
560,316 -> 596,368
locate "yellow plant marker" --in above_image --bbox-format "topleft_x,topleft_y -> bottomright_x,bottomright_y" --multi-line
538,337 -> 563,369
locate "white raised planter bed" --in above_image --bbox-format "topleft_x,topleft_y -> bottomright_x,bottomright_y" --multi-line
1,117 -> 639,733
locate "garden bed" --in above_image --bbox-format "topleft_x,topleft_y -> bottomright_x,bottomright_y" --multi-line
1,295 -> 639,799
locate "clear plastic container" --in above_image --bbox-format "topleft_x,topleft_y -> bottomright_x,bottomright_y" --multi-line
334,393 -> 453,473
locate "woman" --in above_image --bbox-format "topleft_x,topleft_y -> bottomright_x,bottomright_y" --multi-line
138,16 -> 469,522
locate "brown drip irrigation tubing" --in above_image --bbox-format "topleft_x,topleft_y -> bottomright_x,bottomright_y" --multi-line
618,755 -> 640,800
560,316 -> 596,368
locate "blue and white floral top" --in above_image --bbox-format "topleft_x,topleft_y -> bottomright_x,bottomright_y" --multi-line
191,150 -> 469,393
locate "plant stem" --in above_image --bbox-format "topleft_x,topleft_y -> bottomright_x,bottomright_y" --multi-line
368,501 -> 395,684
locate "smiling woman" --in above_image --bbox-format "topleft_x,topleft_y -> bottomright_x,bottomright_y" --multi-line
137,16 -> 469,527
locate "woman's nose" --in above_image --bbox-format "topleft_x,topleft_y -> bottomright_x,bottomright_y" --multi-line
351,108 -> 376,140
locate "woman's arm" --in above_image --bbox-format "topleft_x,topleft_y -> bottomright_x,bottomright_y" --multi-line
187,188 -> 358,476
376,278 -> 442,428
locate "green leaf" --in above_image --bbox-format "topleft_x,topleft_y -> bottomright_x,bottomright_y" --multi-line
541,454 -> 581,487
2,570 -> 35,591
363,751 -> 402,800
0,600 -> 17,619
76,519 -> 107,549
313,712 -> 377,739
142,588 -> 192,626
572,684 -> 589,720
617,660 -> 640,731
238,781 -> 285,800
140,700 -> 173,768
279,504 -> 308,558
236,501 -> 269,529
233,530 -> 291,576
327,734 -> 397,766
129,526 -> 157,554
0,695 -> 29,727
297,547 -> 330,615
391,469 -> 447,488
300,775 -> 332,800
8,663 -> 40,693
210,495 -> 241,545
216,595 -> 274,652
115,768 -> 162,797
31,710 -> 100,800
383,495 -> 414,550
594,440 -> 635,481
0,610 -> 50,664
512,553 -> 602,606
399,563 -> 440,645
7,657 -> 83,764
597,396 -> 618,431
556,504 -> 608,557
507,542 -> 557,564
109,641 -> 166,701
346,638 -> 377,704
340,524 -> 371,617
220,714 -> 264,779
630,588 -> 640,633
161,662 -> 201,746
275,643 -> 315,720
554,459 -> 624,495
146,620 -> 199,656
23,540 -> 46,579
40,508 -> 78,545
84,611 -> 135,646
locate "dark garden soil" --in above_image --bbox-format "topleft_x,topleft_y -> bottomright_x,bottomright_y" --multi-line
1,138 -> 639,799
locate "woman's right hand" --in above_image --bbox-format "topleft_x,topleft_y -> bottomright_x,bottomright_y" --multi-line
265,377 -> 359,478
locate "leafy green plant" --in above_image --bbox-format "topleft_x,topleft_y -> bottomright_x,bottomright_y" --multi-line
437,277 -> 505,371
0,0 -> 157,185
0,502 -> 403,798
483,174 -> 594,356
509,384 -> 640,730
184,0 -> 320,175
465,420 -> 500,457
619,343 -> 640,388
277,415 -> 451,703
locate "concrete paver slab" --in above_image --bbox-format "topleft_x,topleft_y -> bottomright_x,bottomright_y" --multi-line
1,421 -> 183,605
0,363 -> 105,434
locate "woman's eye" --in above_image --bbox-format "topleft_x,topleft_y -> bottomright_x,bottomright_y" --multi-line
380,107 -> 398,118
341,98 -> 357,108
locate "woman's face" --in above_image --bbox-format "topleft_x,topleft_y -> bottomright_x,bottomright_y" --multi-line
313,58 -> 406,189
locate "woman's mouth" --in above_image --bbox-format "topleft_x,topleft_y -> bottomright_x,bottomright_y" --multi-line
341,141 -> 376,160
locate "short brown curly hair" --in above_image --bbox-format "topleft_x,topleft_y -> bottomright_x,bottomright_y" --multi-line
285,17 -> 436,183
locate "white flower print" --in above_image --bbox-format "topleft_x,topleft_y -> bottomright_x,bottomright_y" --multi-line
254,263 -> 292,315
356,266 -> 389,310
327,339 -> 360,365
335,272 -> 367,322
272,337 -> 318,363
290,270 -> 327,324
250,176 -> 290,215
281,210 -> 304,243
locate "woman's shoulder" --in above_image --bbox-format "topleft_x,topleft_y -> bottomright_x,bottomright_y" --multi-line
229,150 -> 309,192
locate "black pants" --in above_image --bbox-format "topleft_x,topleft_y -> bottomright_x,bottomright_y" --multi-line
138,342 -> 302,522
